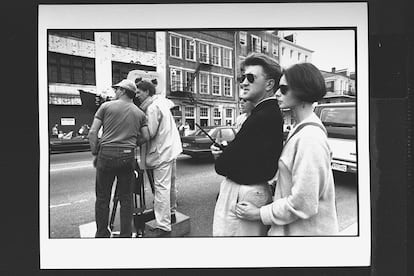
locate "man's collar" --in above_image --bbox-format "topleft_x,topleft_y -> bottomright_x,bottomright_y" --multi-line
139,96 -> 154,112
254,95 -> 277,107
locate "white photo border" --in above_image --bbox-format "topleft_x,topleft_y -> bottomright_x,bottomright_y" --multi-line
39,2 -> 370,269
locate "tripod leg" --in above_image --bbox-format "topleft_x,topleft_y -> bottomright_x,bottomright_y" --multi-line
109,184 -> 119,232
146,169 -> 155,195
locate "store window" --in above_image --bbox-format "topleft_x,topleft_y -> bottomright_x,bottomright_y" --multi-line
225,108 -> 234,126
199,107 -> 209,127
213,107 -> 221,126
184,106 -> 195,130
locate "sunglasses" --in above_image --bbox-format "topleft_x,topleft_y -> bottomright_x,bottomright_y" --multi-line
239,73 -> 256,83
279,85 -> 289,95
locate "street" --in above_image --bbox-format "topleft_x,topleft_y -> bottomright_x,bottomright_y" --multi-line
49,151 -> 358,238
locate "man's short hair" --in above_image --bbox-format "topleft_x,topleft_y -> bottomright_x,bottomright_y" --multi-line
240,52 -> 282,92
283,63 -> 326,103
136,80 -> 156,96
123,88 -> 136,99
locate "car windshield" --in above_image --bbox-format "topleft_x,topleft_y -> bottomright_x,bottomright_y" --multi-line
320,107 -> 355,127
193,127 -> 215,137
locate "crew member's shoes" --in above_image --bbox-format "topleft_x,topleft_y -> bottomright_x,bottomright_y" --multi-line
145,228 -> 171,238
171,213 -> 176,224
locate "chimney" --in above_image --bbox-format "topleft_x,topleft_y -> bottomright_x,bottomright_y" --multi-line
331,67 -> 336,73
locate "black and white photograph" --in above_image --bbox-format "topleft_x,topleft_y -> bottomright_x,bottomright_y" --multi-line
38,2 -> 370,269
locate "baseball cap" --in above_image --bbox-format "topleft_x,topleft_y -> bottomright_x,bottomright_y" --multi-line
112,79 -> 137,93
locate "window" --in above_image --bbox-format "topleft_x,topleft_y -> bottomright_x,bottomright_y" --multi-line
239,31 -> 247,45
262,41 -> 269,53
251,35 -> 261,53
199,107 -> 209,127
225,108 -> 234,126
185,71 -> 195,93
298,52 -> 301,61
199,42 -> 209,63
326,81 -> 335,92
185,39 -> 195,60
223,48 -> 232,68
48,52 -> 96,85
212,75 -> 221,95
290,49 -> 293,58
49,95 -> 82,105
281,47 -> 285,56
224,77 -> 232,96
199,73 -> 209,94
112,61 -> 155,84
212,46 -> 220,66
272,42 -> 278,56
50,31 -> 94,41
184,106 -> 195,130
170,35 -> 182,58
111,31 -> 156,51
170,68 -> 182,91
213,107 -> 221,126
305,55 -> 308,62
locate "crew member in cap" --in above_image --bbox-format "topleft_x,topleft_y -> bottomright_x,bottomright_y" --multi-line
88,79 -> 149,238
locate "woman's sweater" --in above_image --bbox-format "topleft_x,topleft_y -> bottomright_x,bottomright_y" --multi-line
260,113 -> 339,236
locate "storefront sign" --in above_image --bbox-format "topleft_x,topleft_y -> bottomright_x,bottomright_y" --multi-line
61,118 -> 75,126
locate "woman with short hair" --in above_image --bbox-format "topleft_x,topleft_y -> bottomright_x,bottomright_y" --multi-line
235,63 -> 339,236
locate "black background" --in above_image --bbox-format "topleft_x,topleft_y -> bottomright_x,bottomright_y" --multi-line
1,0 -> 412,275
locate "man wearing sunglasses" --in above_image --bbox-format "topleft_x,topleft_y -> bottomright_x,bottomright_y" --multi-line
211,53 -> 284,236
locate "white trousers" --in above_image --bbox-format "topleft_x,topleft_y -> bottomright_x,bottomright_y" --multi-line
153,159 -> 177,232
213,178 -> 272,236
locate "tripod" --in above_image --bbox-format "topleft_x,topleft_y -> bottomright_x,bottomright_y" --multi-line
109,166 -> 155,237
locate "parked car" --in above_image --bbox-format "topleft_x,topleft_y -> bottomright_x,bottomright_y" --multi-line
313,102 -> 357,174
181,125 -> 238,159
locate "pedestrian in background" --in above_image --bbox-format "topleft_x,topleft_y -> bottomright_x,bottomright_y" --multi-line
235,63 -> 339,236
136,80 -> 183,237
211,52 -> 284,236
235,97 -> 254,131
88,79 -> 149,238
51,124 -> 59,138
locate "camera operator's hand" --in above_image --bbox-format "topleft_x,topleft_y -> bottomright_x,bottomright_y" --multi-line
210,143 -> 223,160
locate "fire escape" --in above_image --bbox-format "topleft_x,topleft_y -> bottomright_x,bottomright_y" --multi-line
170,56 -> 214,107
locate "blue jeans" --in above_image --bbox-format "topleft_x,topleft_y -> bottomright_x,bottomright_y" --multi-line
95,146 -> 135,238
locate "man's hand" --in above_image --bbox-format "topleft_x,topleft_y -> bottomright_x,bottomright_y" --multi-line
235,201 -> 261,221
210,144 -> 223,160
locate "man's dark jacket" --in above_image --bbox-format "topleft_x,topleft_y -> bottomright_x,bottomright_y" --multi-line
215,98 -> 283,185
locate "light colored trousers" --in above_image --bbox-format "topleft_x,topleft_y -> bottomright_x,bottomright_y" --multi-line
213,178 -> 272,236
153,159 -> 177,232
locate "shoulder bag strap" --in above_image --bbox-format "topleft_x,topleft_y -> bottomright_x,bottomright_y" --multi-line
284,122 -> 327,146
